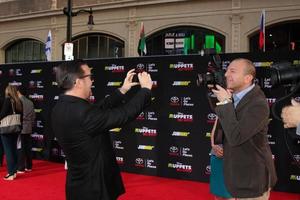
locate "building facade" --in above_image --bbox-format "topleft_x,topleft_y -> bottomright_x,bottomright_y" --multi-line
0,0 -> 299,63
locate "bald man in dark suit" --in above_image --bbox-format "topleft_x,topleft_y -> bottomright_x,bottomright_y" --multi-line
212,58 -> 277,200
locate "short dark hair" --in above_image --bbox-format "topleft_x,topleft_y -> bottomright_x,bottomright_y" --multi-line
18,85 -> 27,96
56,60 -> 87,90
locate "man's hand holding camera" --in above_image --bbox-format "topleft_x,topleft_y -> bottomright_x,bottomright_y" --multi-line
119,69 -> 152,94
211,85 -> 233,105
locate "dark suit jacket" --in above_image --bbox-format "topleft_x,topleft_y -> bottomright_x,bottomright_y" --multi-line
51,88 -> 151,200
215,85 -> 277,198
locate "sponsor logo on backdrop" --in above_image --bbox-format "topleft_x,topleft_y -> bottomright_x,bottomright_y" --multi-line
171,131 -> 190,137
54,96 -> 59,100
207,113 -> 217,124
152,81 -> 158,88
169,96 -> 194,107
290,175 -> 300,181
31,69 -> 42,74
267,134 -> 275,145
29,80 -> 44,89
107,81 -> 122,87
292,155 -> 300,165
52,81 -> 58,86
205,165 -> 211,175
134,158 -> 157,169
266,98 -> 276,106
36,120 -> 43,128
138,145 -> 154,150
172,81 -> 191,86
29,93 -> 44,101
169,62 -> 193,71
105,64 -> 125,73
168,146 -> 193,157
34,109 -> 42,113
32,147 -> 43,152
7,69 -> 23,76
110,128 -> 122,133
89,96 -> 95,103
167,162 -> 192,173
136,63 -> 145,72
206,132 -> 211,138
135,127 -> 157,137
113,141 -> 124,150
9,81 -> 22,87
31,133 -> 44,141
136,111 -> 157,121
263,78 -> 272,89
9,69 -> 15,76
147,63 -> 158,72
169,112 -> 193,122
116,157 -> 124,165
253,62 -> 273,67
136,63 -> 158,73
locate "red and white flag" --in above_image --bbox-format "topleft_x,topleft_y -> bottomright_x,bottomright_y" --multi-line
259,10 -> 266,52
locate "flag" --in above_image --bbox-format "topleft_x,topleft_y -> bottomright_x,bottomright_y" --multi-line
138,22 -> 147,56
45,30 -> 52,61
259,10 -> 265,51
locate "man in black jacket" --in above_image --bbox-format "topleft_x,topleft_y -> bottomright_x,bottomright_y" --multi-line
51,60 -> 152,200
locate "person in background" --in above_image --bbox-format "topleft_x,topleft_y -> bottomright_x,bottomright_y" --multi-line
0,85 -> 23,180
51,60 -> 152,200
0,96 -> 4,167
281,99 -> 300,136
210,117 -> 234,200
211,58 -> 277,200
17,86 -> 35,173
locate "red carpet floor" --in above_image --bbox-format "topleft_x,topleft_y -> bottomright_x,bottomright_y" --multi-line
0,160 -> 299,200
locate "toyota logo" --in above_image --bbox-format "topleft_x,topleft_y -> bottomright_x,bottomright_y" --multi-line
170,96 -> 180,103
136,63 -> 145,72
169,146 -> 178,153
135,158 -> 144,164
207,113 -> 217,120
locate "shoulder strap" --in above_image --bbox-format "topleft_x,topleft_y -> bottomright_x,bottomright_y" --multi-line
10,100 -> 16,114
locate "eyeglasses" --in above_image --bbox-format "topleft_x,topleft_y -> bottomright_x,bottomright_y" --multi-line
79,74 -> 94,81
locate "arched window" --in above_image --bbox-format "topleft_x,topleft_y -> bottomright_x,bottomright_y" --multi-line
146,26 -> 225,56
249,21 -> 300,52
5,39 -> 46,63
71,34 -> 124,59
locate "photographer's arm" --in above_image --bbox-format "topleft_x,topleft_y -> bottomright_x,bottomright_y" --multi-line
96,69 -> 139,109
281,99 -> 300,135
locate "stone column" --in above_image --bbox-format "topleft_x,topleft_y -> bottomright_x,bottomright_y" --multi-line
126,8 -> 138,57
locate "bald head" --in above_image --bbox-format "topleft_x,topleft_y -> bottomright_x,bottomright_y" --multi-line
233,58 -> 256,83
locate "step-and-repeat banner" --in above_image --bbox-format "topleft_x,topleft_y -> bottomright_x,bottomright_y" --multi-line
0,52 -> 299,193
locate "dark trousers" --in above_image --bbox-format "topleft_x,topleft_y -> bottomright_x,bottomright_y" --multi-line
0,137 -> 4,166
17,134 -> 33,170
1,134 -> 18,175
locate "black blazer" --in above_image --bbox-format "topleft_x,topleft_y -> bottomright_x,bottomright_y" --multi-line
215,85 -> 277,198
51,88 -> 151,200
0,97 -> 23,120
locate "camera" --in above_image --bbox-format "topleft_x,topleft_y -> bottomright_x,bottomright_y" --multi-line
270,62 -> 300,87
196,54 -> 226,88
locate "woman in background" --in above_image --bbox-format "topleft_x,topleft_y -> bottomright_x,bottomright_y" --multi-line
0,85 -> 23,180
210,117 -> 234,200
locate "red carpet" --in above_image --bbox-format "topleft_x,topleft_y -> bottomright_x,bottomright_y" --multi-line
0,160 -> 299,200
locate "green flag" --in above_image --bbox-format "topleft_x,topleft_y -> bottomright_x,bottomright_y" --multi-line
138,22 -> 147,56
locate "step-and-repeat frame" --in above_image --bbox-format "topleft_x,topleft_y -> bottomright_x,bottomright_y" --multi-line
0,52 -> 299,193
